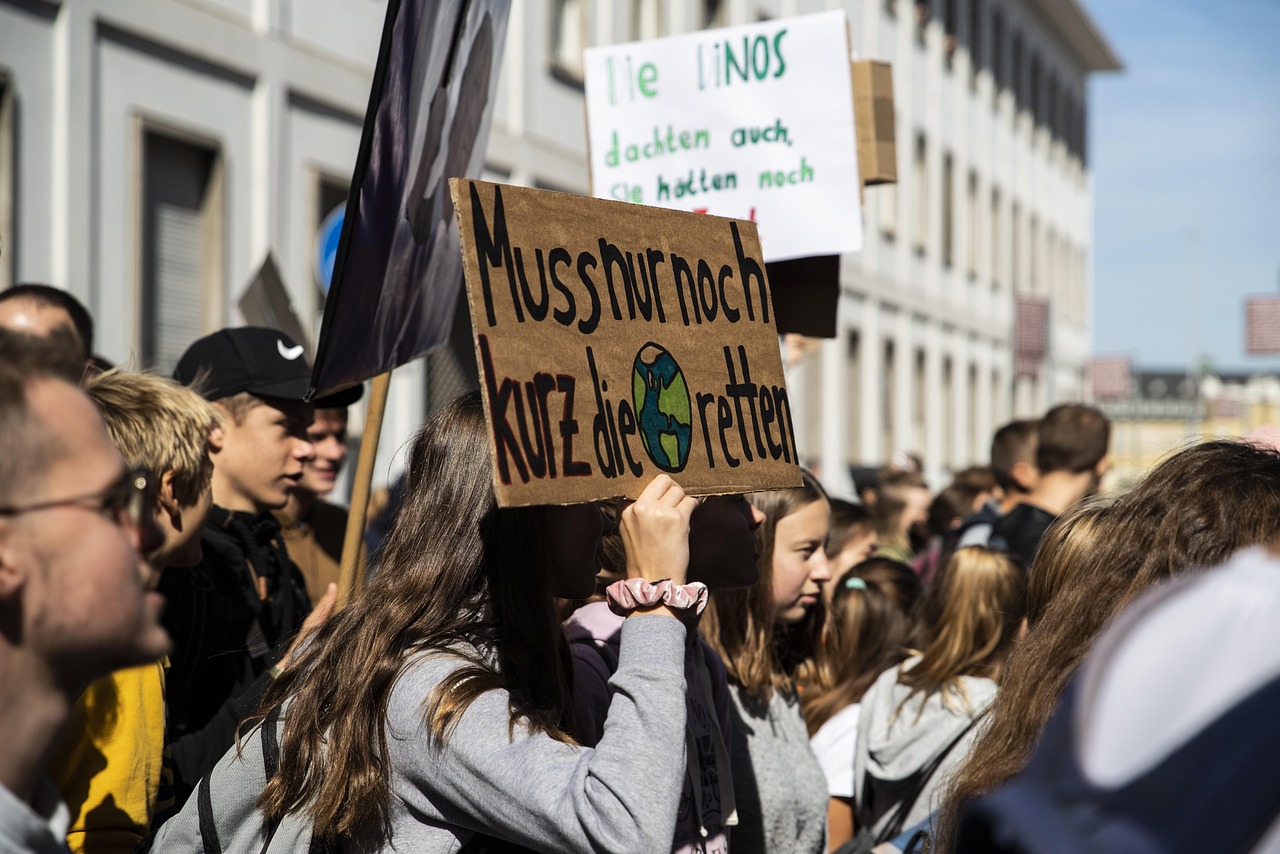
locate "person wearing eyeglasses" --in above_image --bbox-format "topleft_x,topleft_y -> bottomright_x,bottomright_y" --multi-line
162,328 -> 354,811
44,371 -> 220,854
0,330 -> 165,854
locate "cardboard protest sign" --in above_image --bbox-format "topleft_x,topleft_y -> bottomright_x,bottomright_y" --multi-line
451,179 -> 803,507
308,0 -> 511,400
583,10 -> 862,263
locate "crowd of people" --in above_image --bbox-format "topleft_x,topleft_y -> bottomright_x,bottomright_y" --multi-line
3,281 -> 1280,854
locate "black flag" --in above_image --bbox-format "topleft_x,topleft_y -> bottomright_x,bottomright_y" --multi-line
310,0 -> 511,398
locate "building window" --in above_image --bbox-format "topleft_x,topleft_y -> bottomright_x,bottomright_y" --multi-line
1011,32 -> 1023,112
879,183 -> 899,240
915,1 -> 930,47
315,175 -> 348,309
1079,101 -> 1089,165
943,0 -> 958,68
942,153 -> 955,268
883,340 -> 896,459
704,0 -> 727,28
913,348 -> 927,452
1029,214 -> 1040,294
550,0 -> 586,84
140,130 -> 223,373
913,133 -> 928,256
942,356 -> 955,469
968,0 -> 983,87
847,332 -> 862,457
967,363 -> 979,460
0,79 -> 13,291
633,0 -> 663,41
1029,55 -> 1041,126
990,188 -> 1002,289
1011,200 -> 1022,291
966,170 -> 980,278
991,10 -> 1004,91
1046,228 -> 1057,306
1066,95 -> 1081,160
1047,75 -> 1059,140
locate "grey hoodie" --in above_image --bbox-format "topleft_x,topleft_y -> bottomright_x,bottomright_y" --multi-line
149,615 -> 689,853
852,657 -> 995,839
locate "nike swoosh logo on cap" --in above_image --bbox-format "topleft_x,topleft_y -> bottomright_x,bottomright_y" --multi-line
278,340 -> 305,360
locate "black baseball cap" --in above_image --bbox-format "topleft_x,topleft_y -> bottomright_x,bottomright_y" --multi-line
174,327 -> 361,407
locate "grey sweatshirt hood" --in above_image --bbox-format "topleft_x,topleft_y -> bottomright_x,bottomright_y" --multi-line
853,657 -> 997,837
860,657 -> 996,782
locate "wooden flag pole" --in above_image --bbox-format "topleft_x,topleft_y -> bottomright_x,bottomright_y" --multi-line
337,370 -> 392,609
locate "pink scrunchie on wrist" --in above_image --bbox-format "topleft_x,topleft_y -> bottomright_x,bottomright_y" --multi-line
605,578 -> 709,617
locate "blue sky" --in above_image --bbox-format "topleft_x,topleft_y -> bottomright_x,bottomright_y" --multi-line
1080,0 -> 1280,372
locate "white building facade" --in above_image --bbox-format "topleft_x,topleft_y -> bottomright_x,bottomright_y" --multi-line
0,0 -> 1117,492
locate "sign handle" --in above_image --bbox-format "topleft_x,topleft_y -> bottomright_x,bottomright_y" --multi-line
337,370 -> 392,608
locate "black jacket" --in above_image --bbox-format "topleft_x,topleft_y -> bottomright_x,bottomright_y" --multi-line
988,503 -> 1057,568
159,505 -> 312,810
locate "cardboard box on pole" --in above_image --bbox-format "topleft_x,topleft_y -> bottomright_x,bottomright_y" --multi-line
852,60 -> 897,187
450,179 -> 803,507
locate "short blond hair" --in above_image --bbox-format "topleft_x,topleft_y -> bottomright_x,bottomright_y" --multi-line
84,370 -> 219,507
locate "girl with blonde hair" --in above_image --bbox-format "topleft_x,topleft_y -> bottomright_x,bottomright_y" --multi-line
851,546 -> 1026,848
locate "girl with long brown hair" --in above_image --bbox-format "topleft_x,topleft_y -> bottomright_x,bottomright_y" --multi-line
151,392 -> 702,853
851,546 -> 1026,848
933,440 -> 1280,852
701,470 -> 833,854
800,558 -> 921,850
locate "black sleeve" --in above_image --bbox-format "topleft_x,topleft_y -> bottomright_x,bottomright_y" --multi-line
166,668 -> 274,811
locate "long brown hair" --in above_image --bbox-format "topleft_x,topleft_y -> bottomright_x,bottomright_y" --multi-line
249,392 -> 576,844
702,470 -> 827,704
1024,501 -> 1110,628
935,440 -> 1280,852
799,558 -> 921,735
896,547 -> 1026,719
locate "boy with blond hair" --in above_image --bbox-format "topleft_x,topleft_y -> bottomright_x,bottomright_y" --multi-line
48,371 -> 219,853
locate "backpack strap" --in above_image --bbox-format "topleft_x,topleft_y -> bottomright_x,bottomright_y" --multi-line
875,713 -> 982,844
197,777 -> 223,854
257,709 -> 284,854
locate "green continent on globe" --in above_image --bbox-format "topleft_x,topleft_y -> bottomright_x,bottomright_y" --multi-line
631,343 -> 693,473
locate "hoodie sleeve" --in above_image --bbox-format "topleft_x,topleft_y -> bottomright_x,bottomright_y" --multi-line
391,614 -> 689,854
568,642 -> 614,748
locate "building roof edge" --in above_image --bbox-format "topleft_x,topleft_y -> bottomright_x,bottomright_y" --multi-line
1029,0 -> 1124,73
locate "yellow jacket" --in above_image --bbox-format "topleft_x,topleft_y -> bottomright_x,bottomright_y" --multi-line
48,662 -> 168,854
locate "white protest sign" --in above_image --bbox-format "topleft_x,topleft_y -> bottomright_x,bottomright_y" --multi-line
584,10 -> 862,262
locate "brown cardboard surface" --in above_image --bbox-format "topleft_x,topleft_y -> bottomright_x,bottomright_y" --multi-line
853,60 -> 898,186
451,179 -> 803,507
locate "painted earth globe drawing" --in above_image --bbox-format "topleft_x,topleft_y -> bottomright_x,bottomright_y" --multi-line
631,343 -> 692,473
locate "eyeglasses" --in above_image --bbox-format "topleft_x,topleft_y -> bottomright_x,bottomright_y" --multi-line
0,468 -> 153,529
